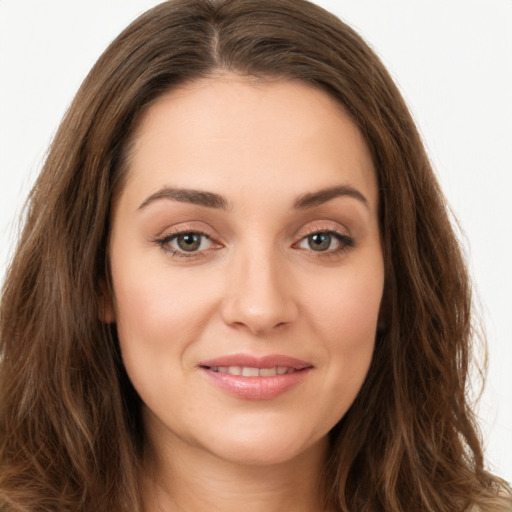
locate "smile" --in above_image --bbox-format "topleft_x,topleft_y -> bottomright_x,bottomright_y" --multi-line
208,366 -> 297,376
199,354 -> 313,400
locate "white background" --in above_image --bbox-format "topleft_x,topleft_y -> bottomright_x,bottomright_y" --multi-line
1,0 -> 511,482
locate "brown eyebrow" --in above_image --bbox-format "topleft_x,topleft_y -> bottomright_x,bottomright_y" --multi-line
293,185 -> 369,210
138,187 -> 229,210
138,184 -> 369,212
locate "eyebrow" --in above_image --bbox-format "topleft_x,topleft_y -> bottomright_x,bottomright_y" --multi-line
137,184 -> 369,211
293,185 -> 369,210
138,187 -> 229,210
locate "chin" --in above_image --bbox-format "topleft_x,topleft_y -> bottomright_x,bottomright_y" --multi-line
197,423 -> 326,467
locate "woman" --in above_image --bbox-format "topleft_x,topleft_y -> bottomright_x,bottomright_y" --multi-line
0,0 -> 510,510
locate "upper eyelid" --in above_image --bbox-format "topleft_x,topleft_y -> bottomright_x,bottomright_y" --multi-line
294,221 -> 351,239
153,219 -> 353,244
154,222 -> 217,239
157,226 -> 349,241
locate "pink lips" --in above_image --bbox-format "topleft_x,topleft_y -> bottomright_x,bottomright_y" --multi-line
199,354 -> 313,400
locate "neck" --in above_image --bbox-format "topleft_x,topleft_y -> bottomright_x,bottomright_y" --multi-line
141,432 -> 330,512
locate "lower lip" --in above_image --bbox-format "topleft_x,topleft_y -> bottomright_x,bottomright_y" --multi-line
200,368 -> 311,400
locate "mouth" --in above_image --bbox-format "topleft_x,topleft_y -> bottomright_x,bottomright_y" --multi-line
198,354 -> 313,400
207,366 -> 299,377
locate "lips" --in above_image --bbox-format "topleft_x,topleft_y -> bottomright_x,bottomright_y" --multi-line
209,366 -> 294,376
199,354 -> 313,400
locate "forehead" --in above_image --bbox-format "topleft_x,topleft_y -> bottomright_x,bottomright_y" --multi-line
121,75 -> 377,211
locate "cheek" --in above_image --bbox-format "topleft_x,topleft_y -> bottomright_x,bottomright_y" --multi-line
110,256 -> 225,371
307,263 -> 384,345
110,263 -> 214,406
303,261 -> 383,402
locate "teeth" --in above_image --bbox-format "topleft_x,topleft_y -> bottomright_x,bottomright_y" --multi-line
242,367 -> 260,377
259,367 -> 277,377
209,366 -> 295,377
218,366 -> 241,375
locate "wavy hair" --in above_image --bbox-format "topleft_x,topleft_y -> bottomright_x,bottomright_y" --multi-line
1,0 -> 510,510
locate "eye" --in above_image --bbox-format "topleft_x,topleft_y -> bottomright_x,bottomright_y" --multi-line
155,231 -> 215,257
297,231 -> 354,253
173,233 -> 208,252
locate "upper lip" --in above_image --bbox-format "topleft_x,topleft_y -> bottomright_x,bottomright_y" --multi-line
199,354 -> 312,370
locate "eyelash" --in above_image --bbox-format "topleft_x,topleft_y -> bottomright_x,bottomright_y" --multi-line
153,228 -> 355,260
296,229 -> 355,258
154,230 -> 215,259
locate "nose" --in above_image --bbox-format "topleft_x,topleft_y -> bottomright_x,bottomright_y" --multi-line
220,246 -> 299,335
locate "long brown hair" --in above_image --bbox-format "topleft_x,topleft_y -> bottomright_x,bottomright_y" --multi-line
1,1 -> 510,510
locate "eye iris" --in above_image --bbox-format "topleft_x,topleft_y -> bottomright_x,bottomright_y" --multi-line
308,233 -> 331,251
177,233 -> 202,252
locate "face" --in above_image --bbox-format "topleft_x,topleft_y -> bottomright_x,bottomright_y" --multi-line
106,76 -> 384,467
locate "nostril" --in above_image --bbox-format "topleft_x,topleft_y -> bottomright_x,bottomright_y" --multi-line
219,268 -> 299,334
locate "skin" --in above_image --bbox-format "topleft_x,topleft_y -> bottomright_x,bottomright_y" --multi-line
106,75 -> 384,512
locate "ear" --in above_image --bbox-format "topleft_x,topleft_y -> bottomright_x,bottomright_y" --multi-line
99,279 -> 115,324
